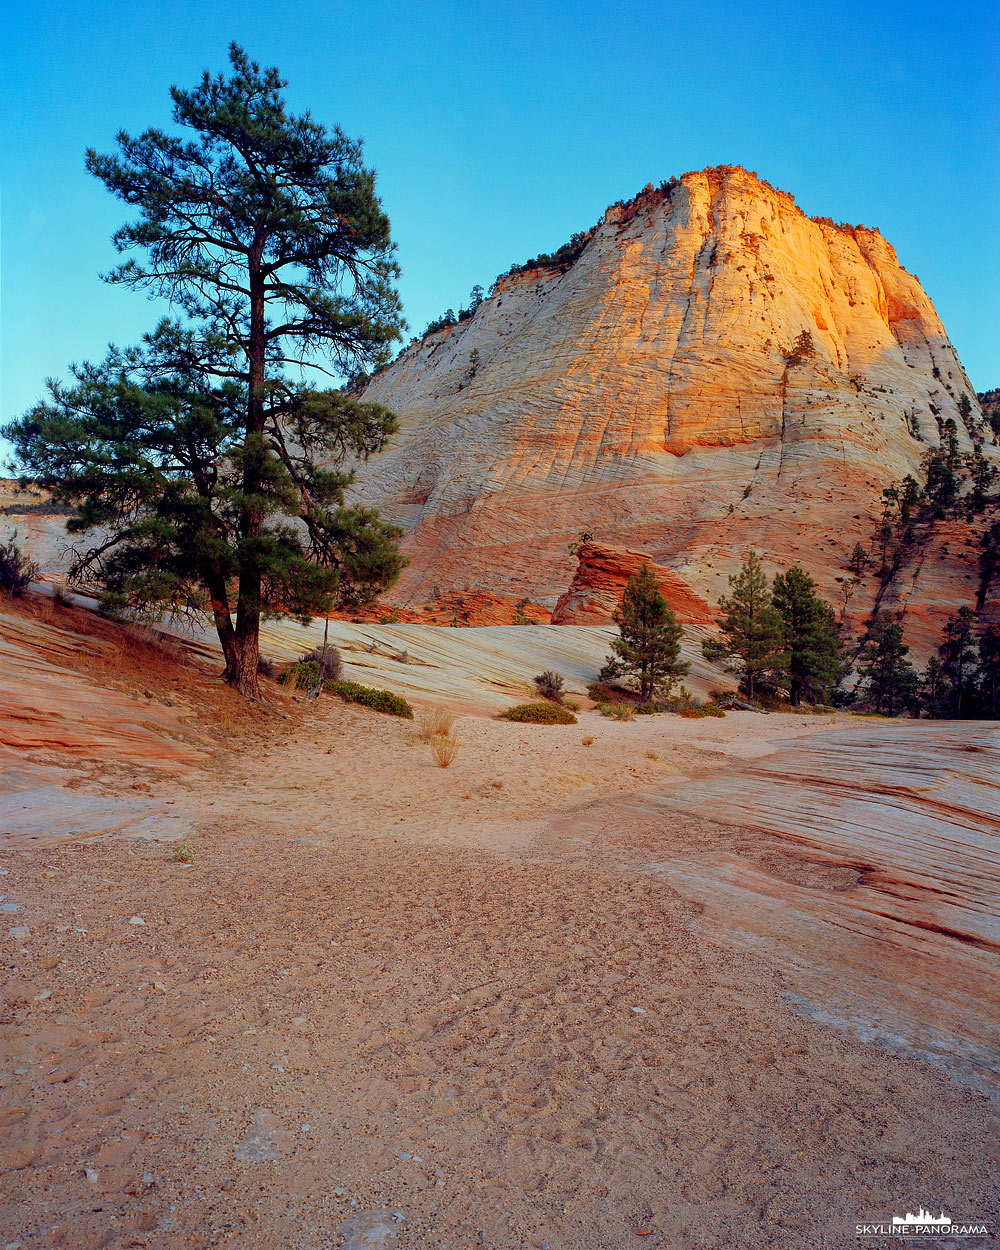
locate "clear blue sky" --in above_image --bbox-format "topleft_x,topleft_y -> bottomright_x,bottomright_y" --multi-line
2,0 -> 997,460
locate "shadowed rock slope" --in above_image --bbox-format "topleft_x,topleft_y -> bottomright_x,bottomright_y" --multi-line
353,166 -> 992,645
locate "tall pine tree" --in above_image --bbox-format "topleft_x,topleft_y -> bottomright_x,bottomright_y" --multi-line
772,566 -> 844,705
599,563 -> 688,702
702,551 -> 786,701
4,46 -> 406,699
938,606 -> 978,717
856,612 -> 918,715
977,626 -> 1000,719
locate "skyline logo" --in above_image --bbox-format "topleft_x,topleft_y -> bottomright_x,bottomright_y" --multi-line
892,1208 -> 951,1228
855,1205 -> 991,1239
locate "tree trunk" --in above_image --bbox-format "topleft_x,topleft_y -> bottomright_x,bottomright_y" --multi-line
223,624 -> 261,699
227,229 -> 267,700
208,578 -> 261,700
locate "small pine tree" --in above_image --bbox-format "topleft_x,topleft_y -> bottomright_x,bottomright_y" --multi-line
702,551 -> 786,701
848,543 -> 869,577
856,612 -> 918,715
772,566 -> 845,705
599,563 -> 688,702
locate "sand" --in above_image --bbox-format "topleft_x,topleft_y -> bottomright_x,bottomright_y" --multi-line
1,598 -> 998,1248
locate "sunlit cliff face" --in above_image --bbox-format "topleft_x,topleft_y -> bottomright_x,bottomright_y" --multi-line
346,167 -> 992,652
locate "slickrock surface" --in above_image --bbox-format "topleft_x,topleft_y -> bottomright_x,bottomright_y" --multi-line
354,166 -> 994,650
0,598 -> 215,847
259,615 -> 719,710
619,721 -> 1000,1097
0,482 -> 73,579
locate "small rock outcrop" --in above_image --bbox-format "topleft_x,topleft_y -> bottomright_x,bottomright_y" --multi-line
552,543 -> 714,625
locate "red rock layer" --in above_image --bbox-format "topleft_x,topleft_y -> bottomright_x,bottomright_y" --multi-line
551,543 -> 714,625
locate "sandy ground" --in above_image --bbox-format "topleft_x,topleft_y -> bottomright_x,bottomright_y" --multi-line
1,600 -> 998,1249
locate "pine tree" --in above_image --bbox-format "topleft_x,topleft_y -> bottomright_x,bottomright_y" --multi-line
977,520 -> 1000,611
938,606 -> 978,717
918,655 -> 950,718
977,626 -> 1000,719
856,612 -> 918,715
848,543 -> 869,577
702,551 -> 786,701
3,47 -> 406,699
599,563 -> 688,702
772,566 -> 844,705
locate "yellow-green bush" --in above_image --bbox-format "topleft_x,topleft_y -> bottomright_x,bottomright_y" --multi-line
500,702 -> 577,725
326,679 -> 414,718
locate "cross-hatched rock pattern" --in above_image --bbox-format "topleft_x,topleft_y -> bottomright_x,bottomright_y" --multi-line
353,166 -> 992,646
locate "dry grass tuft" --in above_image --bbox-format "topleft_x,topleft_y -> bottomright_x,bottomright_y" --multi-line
430,733 -> 460,767
582,736 -> 595,746
418,709 -> 456,741
597,702 -> 636,721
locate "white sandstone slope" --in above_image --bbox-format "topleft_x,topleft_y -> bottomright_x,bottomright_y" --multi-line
351,165 -> 990,636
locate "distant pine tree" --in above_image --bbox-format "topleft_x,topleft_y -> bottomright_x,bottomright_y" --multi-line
599,563 -> 688,702
772,566 -> 845,705
938,606 -> 978,717
856,612 -> 918,715
702,551 -> 786,701
918,655 -> 951,718
977,626 -> 1000,719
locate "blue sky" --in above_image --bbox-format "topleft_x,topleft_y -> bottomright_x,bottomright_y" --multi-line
2,0 -> 997,457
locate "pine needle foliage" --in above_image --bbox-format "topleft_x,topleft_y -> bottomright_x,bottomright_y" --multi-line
772,566 -> 845,705
855,612 -> 918,715
2,46 -> 406,699
702,551 -> 786,701
599,563 -> 688,702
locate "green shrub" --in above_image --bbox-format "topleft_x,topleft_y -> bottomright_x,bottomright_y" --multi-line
635,699 -> 673,714
0,535 -> 39,598
326,679 -> 414,718
500,702 -> 577,725
301,643 -> 342,682
679,704 -> 726,718
291,659 -> 321,683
